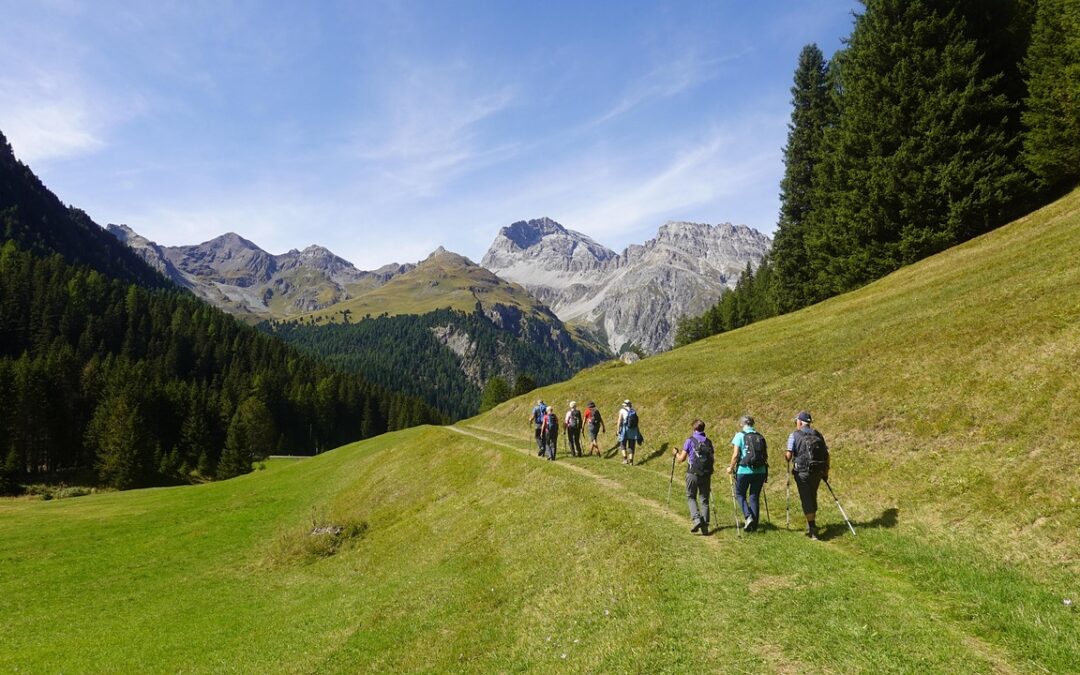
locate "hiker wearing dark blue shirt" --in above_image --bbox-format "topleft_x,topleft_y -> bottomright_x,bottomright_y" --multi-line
727,415 -> 768,533
529,399 -> 546,456
674,419 -> 714,535
785,410 -> 829,540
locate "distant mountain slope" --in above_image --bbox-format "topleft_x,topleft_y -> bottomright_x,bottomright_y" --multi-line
0,131 -> 169,289
108,224 -> 413,320
271,248 -> 612,418
481,216 -> 771,353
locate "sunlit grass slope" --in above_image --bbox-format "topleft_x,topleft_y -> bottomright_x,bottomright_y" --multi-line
1,191 -> 1078,672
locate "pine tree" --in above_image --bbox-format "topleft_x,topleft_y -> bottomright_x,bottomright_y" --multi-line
1022,0 -> 1080,193
772,44 -> 834,312
87,393 -> 146,489
479,376 -> 511,412
806,0 -> 1029,296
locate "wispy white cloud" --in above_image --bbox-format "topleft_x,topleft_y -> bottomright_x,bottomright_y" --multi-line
0,71 -> 109,163
350,60 -> 520,198
590,49 -> 751,127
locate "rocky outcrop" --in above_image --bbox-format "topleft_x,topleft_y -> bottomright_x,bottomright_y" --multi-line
108,225 -> 413,319
481,217 -> 771,354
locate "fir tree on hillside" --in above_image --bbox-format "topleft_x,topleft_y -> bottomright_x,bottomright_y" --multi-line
771,43 -> 835,313
1022,0 -> 1080,193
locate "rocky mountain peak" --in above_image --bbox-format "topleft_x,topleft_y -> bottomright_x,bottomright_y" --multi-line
500,217 -> 568,249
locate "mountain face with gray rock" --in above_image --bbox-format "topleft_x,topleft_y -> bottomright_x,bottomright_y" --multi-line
108,224 -> 412,320
481,217 -> 772,354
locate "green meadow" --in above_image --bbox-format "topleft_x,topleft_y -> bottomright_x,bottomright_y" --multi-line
2,191 -> 1078,672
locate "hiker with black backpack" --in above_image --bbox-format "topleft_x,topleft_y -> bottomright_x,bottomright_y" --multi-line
673,419 -> 714,535
564,401 -> 584,457
785,410 -> 830,540
584,401 -> 605,456
616,400 -> 644,465
529,399 -> 546,456
540,405 -> 560,461
726,415 -> 768,533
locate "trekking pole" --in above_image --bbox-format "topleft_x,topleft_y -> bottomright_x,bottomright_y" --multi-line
823,478 -> 856,536
785,460 -> 791,530
728,472 -> 742,538
666,453 -> 676,507
762,485 -> 771,525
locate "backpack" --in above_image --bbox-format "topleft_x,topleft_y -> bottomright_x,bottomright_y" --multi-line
793,428 -> 828,472
625,408 -> 639,429
587,409 -> 602,429
532,406 -> 544,425
688,437 -> 715,476
544,413 -> 559,434
568,409 -> 582,428
739,431 -> 768,469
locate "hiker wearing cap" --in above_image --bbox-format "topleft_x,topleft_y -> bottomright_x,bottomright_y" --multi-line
584,401 -> 606,456
674,419 -> 714,535
540,405 -> 560,461
727,415 -> 769,533
529,399 -> 546,456
616,400 -> 644,465
564,401 -> 584,457
785,411 -> 830,540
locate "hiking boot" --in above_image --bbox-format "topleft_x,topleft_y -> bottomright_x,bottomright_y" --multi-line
806,524 -> 819,540
690,519 -> 704,533
700,523 -> 711,536
743,516 -> 755,532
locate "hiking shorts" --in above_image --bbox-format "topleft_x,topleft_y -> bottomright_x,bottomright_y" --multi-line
622,438 -> 637,453
794,470 -> 823,515
587,425 -> 600,441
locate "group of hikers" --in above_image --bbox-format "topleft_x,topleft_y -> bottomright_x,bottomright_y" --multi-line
529,401 -> 839,540
529,399 -> 644,463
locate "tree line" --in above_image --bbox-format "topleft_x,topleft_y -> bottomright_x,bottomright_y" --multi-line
0,243 -> 442,494
263,306 -> 602,421
677,0 -> 1078,347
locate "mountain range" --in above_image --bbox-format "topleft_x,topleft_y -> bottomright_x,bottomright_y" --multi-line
481,217 -> 772,353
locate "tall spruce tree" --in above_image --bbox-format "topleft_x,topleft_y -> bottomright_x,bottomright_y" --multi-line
772,44 -> 834,312
805,0 -> 1029,296
1022,0 -> 1080,193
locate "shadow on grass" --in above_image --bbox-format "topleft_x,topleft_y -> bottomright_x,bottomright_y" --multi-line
639,442 -> 669,465
818,507 -> 899,541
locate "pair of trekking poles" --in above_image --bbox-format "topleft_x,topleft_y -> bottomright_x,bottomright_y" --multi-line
666,455 -> 855,536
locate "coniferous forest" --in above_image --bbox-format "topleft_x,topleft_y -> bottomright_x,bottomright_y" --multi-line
0,132 -> 441,494
677,0 -> 1079,346
263,307 -> 601,421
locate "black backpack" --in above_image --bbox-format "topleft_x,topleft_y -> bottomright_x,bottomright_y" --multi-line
587,409 -> 602,429
739,431 -> 768,468
793,428 -> 828,472
688,437 -> 714,476
625,408 -> 639,429
544,413 -> 559,434
568,409 -> 582,428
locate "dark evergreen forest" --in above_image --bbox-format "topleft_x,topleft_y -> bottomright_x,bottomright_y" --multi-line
263,307 -> 599,421
677,0 -> 1079,347
0,243 -> 442,493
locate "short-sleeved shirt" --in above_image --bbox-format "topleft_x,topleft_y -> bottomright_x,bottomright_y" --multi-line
682,431 -> 708,465
731,426 -> 768,475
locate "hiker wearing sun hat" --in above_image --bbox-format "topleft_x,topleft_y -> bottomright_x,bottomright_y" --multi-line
785,410 -> 830,540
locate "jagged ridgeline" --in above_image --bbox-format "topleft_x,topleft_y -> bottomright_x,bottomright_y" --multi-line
262,305 -> 607,420
0,131 -> 441,493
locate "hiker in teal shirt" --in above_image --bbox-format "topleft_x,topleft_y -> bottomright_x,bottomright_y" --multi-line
727,415 -> 769,532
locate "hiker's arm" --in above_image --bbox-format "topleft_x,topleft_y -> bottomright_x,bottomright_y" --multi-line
727,444 -> 740,474
674,441 -> 689,463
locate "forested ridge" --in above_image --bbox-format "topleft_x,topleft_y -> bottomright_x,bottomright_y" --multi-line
0,243 -> 442,493
263,307 -> 603,420
0,130 -> 443,494
677,0 -> 1079,346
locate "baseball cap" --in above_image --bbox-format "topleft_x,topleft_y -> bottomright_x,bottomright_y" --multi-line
794,411 -> 812,423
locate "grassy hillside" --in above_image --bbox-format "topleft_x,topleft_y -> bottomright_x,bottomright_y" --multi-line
2,190 -> 1079,672
304,248 -> 551,323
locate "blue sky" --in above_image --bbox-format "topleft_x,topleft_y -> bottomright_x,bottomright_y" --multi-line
0,1 -> 860,269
